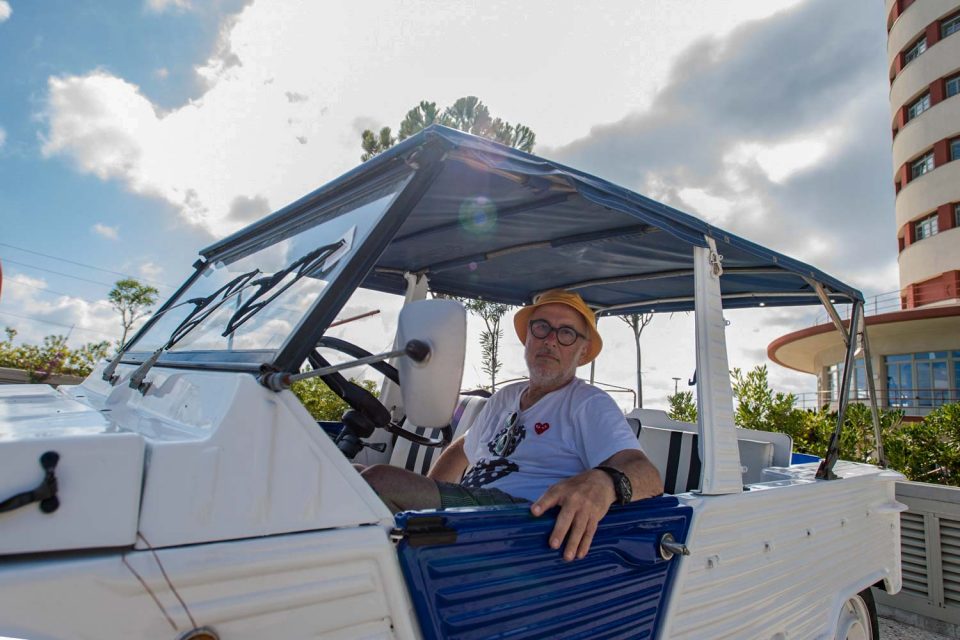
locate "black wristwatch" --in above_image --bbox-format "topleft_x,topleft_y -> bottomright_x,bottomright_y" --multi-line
595,465 -> 632,505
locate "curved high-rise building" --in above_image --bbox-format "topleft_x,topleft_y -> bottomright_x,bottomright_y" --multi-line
768,0 -> 960,417
888,0 -> 960,306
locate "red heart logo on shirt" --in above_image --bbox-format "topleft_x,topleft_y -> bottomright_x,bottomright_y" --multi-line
534,422 -> 550,435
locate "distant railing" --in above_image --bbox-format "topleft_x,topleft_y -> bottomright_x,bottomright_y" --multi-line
793,388 -> 959,415
813,284 -> 959,325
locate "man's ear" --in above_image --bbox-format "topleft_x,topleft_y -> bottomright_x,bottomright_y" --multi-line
577,340 -> 592,366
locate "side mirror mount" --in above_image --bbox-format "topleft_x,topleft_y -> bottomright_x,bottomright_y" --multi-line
396,299 -> 466,428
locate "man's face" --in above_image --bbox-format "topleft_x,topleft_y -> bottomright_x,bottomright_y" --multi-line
524,303 -> 592,390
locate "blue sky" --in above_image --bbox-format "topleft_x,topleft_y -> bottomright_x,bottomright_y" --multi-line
0,0 -> 896,404
0,0 -> 242,340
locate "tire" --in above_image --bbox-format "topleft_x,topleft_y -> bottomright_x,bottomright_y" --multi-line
835,587 -> 879,640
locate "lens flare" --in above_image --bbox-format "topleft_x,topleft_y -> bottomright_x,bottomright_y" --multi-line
458,197 -> 498,235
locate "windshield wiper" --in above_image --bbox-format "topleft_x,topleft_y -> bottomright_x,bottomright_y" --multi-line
105,240 -> 345,393
220,240 -> 344,338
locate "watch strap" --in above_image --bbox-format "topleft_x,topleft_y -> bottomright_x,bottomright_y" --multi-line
595,465 -> 631,505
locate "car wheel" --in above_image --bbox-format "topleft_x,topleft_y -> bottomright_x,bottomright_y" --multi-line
835,587 -> 879,640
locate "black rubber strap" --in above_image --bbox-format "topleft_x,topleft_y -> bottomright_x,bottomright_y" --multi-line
0,451 -> 60,515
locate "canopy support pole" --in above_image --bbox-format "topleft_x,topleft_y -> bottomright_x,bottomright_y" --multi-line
693,238 -> 742,495
816,299 -> 862,480
857,308 -> 887,468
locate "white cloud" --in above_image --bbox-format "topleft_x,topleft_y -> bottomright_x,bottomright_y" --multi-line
0,273 -> 119,348
726,135 -> 832,184
0,1 -> 11,22
138,261 -> 164,282
92,222 -> 120,240
146,0 -> 190,13
154,67 -> 169,79
0,125 -> 6,149
41,0 -> 803,239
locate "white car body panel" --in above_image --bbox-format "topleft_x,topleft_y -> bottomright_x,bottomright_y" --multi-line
0,525 -> 419,640
663,463 -> 904,639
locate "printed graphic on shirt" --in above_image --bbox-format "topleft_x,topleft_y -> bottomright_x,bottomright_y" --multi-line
488,414 -> 525,457
461,457 -> 519,488
461,416 -> 527,489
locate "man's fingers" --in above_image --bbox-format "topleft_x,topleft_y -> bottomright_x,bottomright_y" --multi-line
576,521 -> 598,559
549,504 -> 576,551
564,514 -> 589,561
531,487 -> 560,517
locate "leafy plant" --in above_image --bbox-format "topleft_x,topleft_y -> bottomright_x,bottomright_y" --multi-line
463,299 -> 512,392
291,377 -> 380,422
0,327 -> 110,380
667,390 -> 698,423
360,96 -> 536,161
109,278 -> 159,348
729,364 -> 960,486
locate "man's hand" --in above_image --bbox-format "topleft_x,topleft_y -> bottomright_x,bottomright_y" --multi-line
530,468 -> 616,561
530,449 -> 662,561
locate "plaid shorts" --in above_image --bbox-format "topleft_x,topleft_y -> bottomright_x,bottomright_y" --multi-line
435,482 -> 530,509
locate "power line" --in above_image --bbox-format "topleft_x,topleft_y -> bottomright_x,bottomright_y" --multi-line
0,310 -> 116,340
0,241 -> 176,289
1,278 -> 107,305
1,258 -> 118,288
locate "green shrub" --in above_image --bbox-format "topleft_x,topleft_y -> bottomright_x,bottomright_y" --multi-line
291,376 -> 380,422
0,328 -> 110,381
729,364 -> 960,485
667,390 -> 697,423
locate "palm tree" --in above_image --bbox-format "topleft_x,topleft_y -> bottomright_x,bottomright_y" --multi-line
620,312 -> 654,407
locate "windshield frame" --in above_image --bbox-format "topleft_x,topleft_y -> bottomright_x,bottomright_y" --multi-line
119,143 -> 447,373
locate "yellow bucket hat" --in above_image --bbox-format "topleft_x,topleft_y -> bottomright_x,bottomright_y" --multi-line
513,289 -> 603,364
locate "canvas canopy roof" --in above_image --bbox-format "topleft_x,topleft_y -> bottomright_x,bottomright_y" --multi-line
203,125 -> 862,317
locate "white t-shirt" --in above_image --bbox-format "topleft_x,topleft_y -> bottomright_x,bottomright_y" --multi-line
462,378 -> 642,502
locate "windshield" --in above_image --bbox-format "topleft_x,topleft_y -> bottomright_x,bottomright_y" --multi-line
126,174 -> 412,366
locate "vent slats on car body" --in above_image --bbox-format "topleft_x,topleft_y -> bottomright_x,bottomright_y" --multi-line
901,512 -> 929,598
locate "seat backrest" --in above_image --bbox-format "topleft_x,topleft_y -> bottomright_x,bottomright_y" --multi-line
630,409 -> 793,491
389,395 -> 488,475
638,426 -> 702,494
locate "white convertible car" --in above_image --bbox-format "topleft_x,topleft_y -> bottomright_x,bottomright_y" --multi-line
0,126 -> 902,640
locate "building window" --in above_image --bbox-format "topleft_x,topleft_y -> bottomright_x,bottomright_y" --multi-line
911,152 -> 934,179
907,93 -> 931,121
956,203 -> 960,226
943,12 -> 960,38
904,36 -> 927,63
915,213 -> 939,240
884,352 -> 960,408
826,359 -> 868,402
952,138 -> 960,161
948,74 -> 960,99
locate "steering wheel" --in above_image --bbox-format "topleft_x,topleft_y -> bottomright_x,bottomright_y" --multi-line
312,336 -> 452,447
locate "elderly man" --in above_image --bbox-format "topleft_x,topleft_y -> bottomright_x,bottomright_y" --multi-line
362,289 -> 662,560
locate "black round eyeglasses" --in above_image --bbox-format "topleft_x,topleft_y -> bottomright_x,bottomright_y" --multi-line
528,319 -> 587,347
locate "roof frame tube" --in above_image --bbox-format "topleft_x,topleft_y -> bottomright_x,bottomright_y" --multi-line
806,277 -> 850,345
558,266 -> 807,297
816,298 -> 862,480
857,306 -> 887,468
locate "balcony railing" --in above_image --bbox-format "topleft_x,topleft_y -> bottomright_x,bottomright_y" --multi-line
813,283 -> 960,326
793,387 -> 959,416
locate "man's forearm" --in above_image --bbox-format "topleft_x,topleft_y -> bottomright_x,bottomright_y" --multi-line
602,449 -> 663,500
426,436 -> 468,483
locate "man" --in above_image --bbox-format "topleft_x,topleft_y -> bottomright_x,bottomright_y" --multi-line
362,289 -> 662,561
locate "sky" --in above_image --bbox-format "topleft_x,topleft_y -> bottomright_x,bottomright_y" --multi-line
0,0 -> 898,409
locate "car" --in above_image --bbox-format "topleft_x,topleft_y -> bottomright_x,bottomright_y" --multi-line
0,125 -> 902,639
